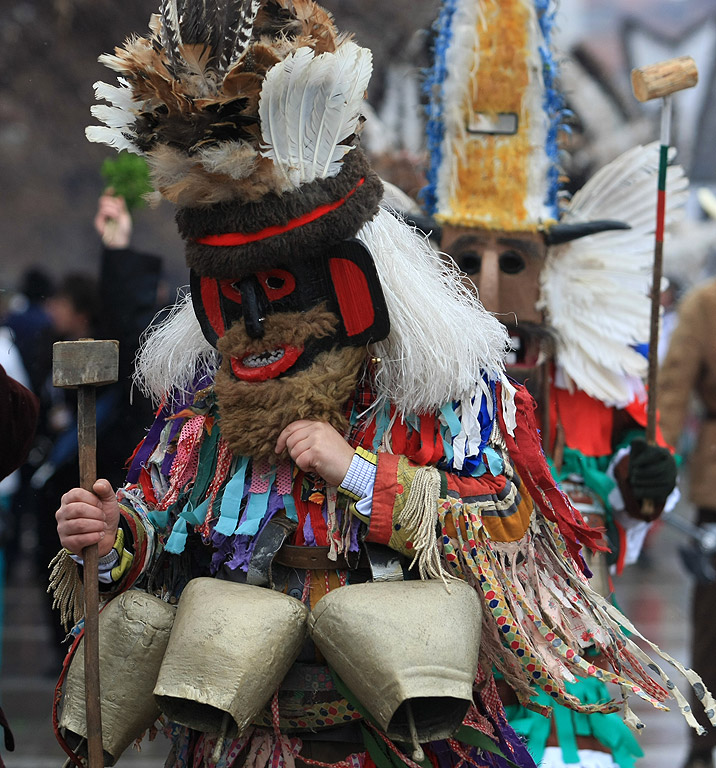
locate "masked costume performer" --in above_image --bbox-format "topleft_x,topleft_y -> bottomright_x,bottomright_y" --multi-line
51,2 -> 715,768
422,1 -> 690,767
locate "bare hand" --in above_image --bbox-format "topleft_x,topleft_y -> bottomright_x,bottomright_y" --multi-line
56,479 -> 120,557
94,193 -> 132,249
275,420 -> 354,486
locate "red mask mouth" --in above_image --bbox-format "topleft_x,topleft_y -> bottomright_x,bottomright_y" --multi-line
229,344 -> 304,382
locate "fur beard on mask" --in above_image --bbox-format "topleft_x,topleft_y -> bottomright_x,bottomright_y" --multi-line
214,310 -> 367,464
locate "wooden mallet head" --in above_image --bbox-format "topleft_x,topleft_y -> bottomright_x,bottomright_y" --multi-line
631,55 -> 698,102
53,339 -> 119,389
52,339 -> 118,493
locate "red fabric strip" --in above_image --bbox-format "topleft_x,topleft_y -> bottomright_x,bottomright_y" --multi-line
411,414 -> 437,465
389,414 -> 408,456
291,482 -> 329,547
549,385 -> 614,458
196,178 -> 366,247
497,381 -> 607,566
367,452 -> 401,546
139,469 -> 158,506
308,501 -> 328,546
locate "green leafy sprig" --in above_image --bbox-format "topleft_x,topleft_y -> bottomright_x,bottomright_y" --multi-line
100,152 -> 153,211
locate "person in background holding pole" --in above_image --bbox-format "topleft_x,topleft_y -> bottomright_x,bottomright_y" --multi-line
421,2 -> 687,766
93,189 -> 163,484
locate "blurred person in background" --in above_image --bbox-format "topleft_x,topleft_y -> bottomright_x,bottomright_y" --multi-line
0,361 -> 39,512
3,267 -> 55,399
92,191 -> 163,480
659,275 -> 716,768
2,269 -> 57,577
658,276 -> 683,365
0,325 -> 35,541
0,361 -> 38,764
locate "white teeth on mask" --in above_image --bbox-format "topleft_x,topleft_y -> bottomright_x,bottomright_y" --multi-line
242,349 -> 285,368
509,335 -> 522,351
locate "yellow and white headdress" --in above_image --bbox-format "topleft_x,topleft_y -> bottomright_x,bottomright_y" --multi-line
423,0 -> 564,232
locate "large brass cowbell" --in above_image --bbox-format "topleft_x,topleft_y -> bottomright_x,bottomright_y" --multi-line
59,590 -> 177,766
309,580 -> 483,743
61,578 -> 483,764
153,578 -> 310,737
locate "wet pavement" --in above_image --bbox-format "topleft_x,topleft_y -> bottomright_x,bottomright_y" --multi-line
0,498 -> 703,767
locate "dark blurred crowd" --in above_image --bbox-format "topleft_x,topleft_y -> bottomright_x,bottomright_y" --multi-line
0,193 -> 164,667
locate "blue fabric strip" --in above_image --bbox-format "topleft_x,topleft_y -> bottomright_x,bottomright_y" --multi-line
282,493 -> 298,522
165,517 -> 189,554
440,402 -> 462,439
484,446 -> 504,476
184,497 -> 210,527
214,456 -> 249,536
148,507 -> 169,530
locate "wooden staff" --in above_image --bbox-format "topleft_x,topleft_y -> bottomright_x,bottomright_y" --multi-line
630,56 -> 698,518
53,339 -> 119,768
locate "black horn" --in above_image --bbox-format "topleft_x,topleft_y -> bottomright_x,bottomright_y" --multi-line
544,219 -> 631,246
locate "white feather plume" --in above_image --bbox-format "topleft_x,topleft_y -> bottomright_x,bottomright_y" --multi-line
258,42 -> 373,187
360,207 -> 509,415
134,290 -> 219,406
539,142 -> 688,407
85,79 -> 142,153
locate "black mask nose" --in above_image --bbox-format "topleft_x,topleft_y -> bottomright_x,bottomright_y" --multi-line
239,275 -> 270,338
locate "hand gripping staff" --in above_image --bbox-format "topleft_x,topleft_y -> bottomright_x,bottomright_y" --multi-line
53,339 -> 119,768
630,55 -> 698,519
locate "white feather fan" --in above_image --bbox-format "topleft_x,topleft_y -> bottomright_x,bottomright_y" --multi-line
539,142 -> 688,407
258,42 -> 373,187
85,79 -> 143,154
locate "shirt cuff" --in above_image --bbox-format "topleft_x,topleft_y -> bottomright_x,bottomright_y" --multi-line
68,527 -> 134,584
339,448 -> 378,501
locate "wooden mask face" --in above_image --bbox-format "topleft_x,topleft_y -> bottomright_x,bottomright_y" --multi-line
441,226 -> 547,372
191,239 -> 390,383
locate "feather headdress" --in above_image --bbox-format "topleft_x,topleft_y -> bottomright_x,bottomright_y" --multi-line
86,0 -> 385,275
87,0 -> 380,206
93,0 -> 510,418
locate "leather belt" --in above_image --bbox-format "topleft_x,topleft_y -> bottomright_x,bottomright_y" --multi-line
274,544 -> 369,571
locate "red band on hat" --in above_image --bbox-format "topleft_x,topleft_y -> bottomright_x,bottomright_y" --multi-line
195,177 -> 366,247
